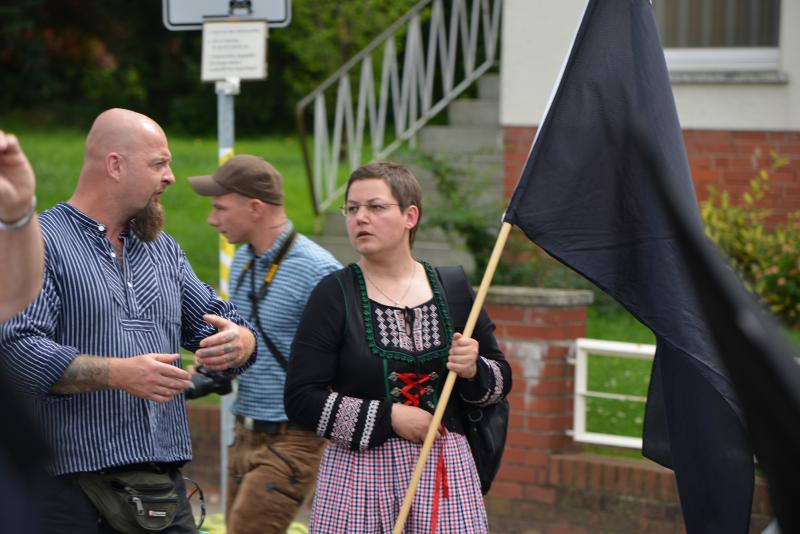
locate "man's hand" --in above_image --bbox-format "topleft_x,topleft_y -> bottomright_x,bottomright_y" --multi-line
194,314 -> 255,371
109,353 -> 192,403
391,403 -> 445,444
0,131 -> 36,223
52,353 -> 191,403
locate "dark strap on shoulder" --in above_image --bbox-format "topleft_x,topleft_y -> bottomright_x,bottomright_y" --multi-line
236,228 -> 298,299
258,323 -> 288,371
435,266 -> 472,327
246,228 -> 298,371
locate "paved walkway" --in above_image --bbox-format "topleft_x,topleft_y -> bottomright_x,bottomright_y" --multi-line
192,496 -> 312,533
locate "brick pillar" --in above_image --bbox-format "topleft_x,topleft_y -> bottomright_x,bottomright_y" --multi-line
483,286 -> 593,504
503,127 -> 538,197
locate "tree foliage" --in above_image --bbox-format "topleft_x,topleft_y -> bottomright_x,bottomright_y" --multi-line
0,0 -> 417,134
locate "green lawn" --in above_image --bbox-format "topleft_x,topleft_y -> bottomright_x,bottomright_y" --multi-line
583,304 -> 800,458
583,307 -> 653,455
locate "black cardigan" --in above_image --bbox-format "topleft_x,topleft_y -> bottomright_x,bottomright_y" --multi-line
284,263 -> 511,451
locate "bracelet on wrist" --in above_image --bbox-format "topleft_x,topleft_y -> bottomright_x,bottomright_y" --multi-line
0,196 -> 37,231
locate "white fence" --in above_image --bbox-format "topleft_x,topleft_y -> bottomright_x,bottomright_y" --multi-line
570,337 -> 656,450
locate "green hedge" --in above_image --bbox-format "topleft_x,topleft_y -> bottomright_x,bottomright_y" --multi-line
701,153 -> 800,328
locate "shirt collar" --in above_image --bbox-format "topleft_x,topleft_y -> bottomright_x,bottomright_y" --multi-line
248,220 -> 294,263
58,202 -> 133,239
57,202 -> 111,236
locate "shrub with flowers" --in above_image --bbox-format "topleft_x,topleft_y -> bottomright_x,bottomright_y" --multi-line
700,152 -> 800,327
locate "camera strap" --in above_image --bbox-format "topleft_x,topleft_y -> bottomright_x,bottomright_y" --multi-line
235,228 -> 297,371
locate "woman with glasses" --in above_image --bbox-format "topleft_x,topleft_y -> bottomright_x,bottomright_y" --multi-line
284,161 -> 511,532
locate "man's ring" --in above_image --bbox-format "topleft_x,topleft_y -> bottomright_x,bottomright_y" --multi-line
223,343 -> 230,354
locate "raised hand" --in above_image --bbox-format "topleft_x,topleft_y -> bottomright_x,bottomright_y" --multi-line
0,131 -> 36,224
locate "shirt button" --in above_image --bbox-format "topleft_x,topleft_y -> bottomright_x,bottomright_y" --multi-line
98,225 -> 105,232
109,252 -> 115,258
127,282 -> 133,288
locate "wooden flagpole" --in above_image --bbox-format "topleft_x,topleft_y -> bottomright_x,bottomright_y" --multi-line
393,221 -> 513,534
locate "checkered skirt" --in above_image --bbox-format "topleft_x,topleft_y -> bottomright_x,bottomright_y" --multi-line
309,432 -> 488,533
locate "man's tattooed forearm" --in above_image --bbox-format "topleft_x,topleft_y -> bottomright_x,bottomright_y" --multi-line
51,356 -> 110,394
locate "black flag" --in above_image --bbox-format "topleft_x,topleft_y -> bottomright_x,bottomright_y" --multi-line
503,0 -> 754,531
645,135 -> 800,533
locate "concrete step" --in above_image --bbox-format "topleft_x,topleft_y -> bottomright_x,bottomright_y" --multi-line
408,159 -> 503,185
410,171 -> 503,213
391,157 -> 506,222
413,182 -> 505,216
394,152 -> 504,179
419,126 -> 502,154
309,235 -> 475,273
412,153 -> 505,175
478,73 -> 500,99
448,98 -> 499,127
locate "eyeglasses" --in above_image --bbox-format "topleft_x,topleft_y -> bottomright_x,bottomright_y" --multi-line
340,202 -> 401,217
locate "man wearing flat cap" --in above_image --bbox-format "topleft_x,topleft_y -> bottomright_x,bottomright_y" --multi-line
188,155 -> 340,534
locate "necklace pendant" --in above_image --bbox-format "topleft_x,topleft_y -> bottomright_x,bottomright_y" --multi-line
394,300 -> 401,307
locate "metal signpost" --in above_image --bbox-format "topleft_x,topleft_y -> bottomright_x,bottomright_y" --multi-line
162,0 -> 291,516
201,18 -> 269,301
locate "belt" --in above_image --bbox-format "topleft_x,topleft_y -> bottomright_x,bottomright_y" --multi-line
236,415 -> 305,435
102,461 -> 186,474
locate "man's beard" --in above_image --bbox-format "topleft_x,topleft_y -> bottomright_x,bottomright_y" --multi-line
130,198 -> 165,242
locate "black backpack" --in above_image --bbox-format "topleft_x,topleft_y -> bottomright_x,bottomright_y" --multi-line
436,266 -> 509,495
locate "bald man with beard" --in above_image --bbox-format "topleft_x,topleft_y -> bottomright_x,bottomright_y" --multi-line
0,108 -> 257,533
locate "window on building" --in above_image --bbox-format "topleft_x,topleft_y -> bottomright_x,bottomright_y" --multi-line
654,0 -> 780,48
653,0 -> 783,77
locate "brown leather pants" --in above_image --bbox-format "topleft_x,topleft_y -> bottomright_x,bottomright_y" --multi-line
226,422 -> 325,534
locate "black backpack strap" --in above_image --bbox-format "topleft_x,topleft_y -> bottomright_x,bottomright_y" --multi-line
437,265 -> 507,495
259,329 -> 287,371
435,265 -> 472,330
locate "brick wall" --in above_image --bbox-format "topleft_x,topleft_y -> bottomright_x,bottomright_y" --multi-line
185,286 -> 774,532
504,126 -> 800,226
184,404 -> 222,497
483,287 -> 590,505
488,453 -> 772,534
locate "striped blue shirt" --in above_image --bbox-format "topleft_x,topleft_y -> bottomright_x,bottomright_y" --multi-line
230,221 -> 341,422
0,203 -> 255,476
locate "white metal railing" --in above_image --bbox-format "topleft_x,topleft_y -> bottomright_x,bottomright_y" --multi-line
571,338 -> 656,450
295,0 -> 502,214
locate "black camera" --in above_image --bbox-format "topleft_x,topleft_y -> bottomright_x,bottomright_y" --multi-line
184,366 -> 233,399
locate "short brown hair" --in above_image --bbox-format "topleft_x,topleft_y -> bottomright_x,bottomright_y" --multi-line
345,161 -> 423,247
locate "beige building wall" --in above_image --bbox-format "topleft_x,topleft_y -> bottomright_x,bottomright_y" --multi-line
500,0 -> 800,131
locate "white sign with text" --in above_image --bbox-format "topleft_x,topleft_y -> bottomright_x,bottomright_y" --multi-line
201,21 -> 268,81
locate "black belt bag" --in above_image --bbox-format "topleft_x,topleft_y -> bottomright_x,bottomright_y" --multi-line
77,469 -> 180,533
